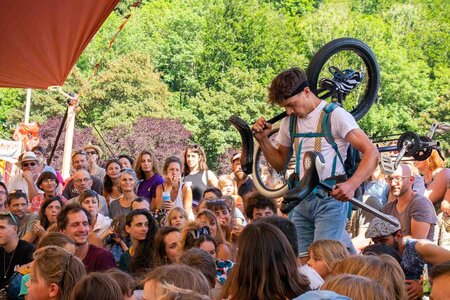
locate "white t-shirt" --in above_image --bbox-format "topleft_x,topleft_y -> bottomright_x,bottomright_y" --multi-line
277,100 -> 359,180
298,265 -> 324,290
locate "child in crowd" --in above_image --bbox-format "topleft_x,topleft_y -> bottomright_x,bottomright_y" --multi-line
218,175 -> 244,213
307,240 -> 349,280
165,207 -> 188,229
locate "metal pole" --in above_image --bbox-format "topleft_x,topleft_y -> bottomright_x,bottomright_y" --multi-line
24,88 -> 31,123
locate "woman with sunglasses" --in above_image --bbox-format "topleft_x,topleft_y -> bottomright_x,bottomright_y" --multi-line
30,171 -> 67,213
102,159 -> 123,205
119,209 -> 158,276
26,246 -> 86,300
183,144 -> 218,206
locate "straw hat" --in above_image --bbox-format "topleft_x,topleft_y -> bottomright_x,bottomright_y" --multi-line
83,143 -> 103,158
20,151 -> 38,163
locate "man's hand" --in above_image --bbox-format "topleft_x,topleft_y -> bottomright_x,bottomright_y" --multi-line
330,181 -> 357,201
252,116 -> 272,142
405,279 -> 423,300
22,170 -> 34,183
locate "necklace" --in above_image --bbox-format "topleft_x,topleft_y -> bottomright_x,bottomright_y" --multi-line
3,248 -> 17,279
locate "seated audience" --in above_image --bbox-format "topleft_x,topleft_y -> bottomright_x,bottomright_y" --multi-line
119,209 -> 158,276
105,268 -> 137,300
165,207 -> 188,229
221,222 -> 310,299
244,191 -> 277,221
6,190 -> 38,242
109,169 -> 139,219
0,211 -> 35,290
70,272 -> 122,300
143,264 -> 211,299
153,226 -> 181,267
321,274 -> 389,300
307,240 -> 349,280
57,203 -> 115,272
28,196 -> 64,243
27,245 -> 85,300
429,260 -> 450,299
31,171 -> 66,213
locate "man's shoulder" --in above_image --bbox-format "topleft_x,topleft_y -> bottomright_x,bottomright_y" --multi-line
87,244 -> 113,257
17,239 -> 36,252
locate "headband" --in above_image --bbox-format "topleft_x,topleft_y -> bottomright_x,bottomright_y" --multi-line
286,81 -> 309,99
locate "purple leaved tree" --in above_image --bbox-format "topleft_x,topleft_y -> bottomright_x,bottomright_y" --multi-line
105,117 -> 192,170
39,116 -> 99,170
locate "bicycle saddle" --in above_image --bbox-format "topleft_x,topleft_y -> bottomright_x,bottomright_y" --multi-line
280,151 -> 325,214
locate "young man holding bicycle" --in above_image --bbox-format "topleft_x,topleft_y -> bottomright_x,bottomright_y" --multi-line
252,67 -> 378,260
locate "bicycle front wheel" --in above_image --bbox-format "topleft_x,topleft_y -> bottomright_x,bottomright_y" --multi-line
307,38 -> 380,121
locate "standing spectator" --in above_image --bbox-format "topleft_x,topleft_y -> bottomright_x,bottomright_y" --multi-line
8,152 -> 42,200
58,203 -> 115,272
119,209 -> 158,276
30,171 -> 67,213
183,144 -> 218,205
26,245 -> 86,300
155,156 -> 193,217
6,191 -> 38,242
382,164 -> 437,240
230,153 -> 255,200
83,143 -> 106,183
102,159 -> 122,205
0,182 -> 7,212
109,169 -> 138,219
135,150 -> 164,206
68,169 -> 109,217
415,149 -> 450,212
118,154 -> 134,170
62,150 -> 103,199
0,211 -> 35,289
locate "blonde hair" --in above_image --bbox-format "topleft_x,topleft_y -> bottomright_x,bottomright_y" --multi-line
330,254 -> 406,300
321,274 -> 389,300
308,240 -> 349,272
33,246 -> 86,300
218,175 -> 238,195
427,149 -> 446,171
157,284 -> 211,300
166,207 -> 188,227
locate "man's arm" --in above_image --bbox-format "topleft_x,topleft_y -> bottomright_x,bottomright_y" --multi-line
415,239 -> 450,265
408,219 -> 431,239
331,128 -> 379,201
253,116 -> 291,172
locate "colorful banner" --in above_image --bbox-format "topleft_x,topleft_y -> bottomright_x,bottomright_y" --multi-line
0,139 -> 22,163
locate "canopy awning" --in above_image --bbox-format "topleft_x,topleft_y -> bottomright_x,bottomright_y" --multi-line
0,0 -> 119,89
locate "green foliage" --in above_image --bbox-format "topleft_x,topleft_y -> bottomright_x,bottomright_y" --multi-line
0,0 -> 448,169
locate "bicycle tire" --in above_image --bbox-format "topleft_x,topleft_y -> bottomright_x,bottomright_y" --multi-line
252,126 -> 290,198
306,38 -> 380,121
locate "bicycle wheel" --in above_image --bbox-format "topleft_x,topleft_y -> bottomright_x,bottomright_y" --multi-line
252,127 -> 293,198
306,38 -> 380,121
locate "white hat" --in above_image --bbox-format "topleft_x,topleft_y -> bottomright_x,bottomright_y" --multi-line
20,151 -> 38,163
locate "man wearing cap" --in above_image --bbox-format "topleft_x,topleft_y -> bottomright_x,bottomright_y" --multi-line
382,164 -> 437,241
252,67 -> 379,260
62,150 -> 103,199
366,216 -> 450,300
7,152 -> 43,200
231,152 -> 255,199
84,143 -> 106,183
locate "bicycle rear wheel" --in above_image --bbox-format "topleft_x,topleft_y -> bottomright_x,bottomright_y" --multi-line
306,38 -> 380,121
252,127 -> 293,198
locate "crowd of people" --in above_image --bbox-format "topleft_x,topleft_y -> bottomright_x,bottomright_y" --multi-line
0,66 -> 449,300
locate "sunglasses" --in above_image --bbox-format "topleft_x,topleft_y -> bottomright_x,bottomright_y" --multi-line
86,151 -> 97,155
189,226 -> 211,240
22,161 -> 37,167
0,211 -> 18,226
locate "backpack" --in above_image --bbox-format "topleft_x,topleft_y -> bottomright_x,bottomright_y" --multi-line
287,102 -> 360,180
